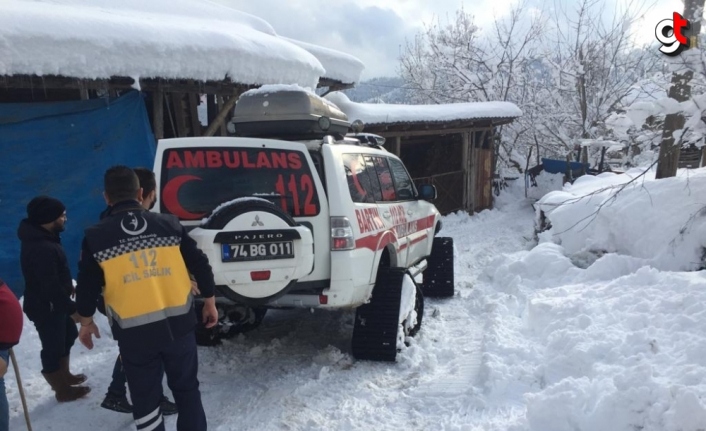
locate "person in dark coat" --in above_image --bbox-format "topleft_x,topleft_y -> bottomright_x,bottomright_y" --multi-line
17,196 -> 91,402
76,166 -> 218,431
0,278 -> 23,431
100,167 -> 178,416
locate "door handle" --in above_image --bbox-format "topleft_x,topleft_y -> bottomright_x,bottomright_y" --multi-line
383,211 -> 391,218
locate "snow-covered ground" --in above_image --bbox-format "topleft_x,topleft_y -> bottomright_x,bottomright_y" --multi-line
6,171 -> 706,430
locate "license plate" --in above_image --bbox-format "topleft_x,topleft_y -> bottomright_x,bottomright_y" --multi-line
221,241 -> 294,262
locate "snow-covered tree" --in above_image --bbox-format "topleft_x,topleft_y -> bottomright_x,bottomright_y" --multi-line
399,0 -> 662,173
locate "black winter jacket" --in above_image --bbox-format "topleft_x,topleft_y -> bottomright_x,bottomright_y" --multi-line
17,219 -> 76,323
76,200 -> 215,352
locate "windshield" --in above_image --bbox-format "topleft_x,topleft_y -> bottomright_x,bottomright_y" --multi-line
160,147 -> 320,220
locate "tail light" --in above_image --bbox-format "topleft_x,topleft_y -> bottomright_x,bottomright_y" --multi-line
250,271 -> 271,281
330,216 -> 355,250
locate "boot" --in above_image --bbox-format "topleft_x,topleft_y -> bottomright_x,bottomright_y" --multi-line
160,395 -> 178,416
101,392 -> 132,413
42,370 -> 91,402
59,355 -> 88,385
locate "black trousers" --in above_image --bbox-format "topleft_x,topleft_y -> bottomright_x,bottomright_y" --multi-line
34,312 -> 77,373
120,331 -> 206,431
107,355 -> 167,398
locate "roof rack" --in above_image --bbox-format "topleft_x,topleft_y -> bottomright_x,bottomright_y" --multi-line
345,133 -> 385,148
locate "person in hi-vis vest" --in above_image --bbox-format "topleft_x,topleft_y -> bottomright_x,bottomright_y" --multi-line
76,165 -> 218,431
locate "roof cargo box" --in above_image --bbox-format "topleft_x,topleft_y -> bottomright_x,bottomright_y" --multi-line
232,88 -> 350,139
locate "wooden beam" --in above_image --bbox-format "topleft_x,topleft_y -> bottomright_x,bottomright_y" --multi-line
318,78 -> 355,91
371,126 -> 501,138
0,74 -> 257,95
364,120 -> 516,136
205,90 -> 241,137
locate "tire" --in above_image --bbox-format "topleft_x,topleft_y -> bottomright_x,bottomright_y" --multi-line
352,267 -> 402,362
352,267 -> 422,362
203,199 -> 296,230
423,237 -> 455,298
193,300 -> 267,346
218,305 -> 267,339
203,199 -> 305,306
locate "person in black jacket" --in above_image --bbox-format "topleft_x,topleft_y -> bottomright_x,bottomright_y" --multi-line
76,166 -> 218,431
17,196 -> 91,402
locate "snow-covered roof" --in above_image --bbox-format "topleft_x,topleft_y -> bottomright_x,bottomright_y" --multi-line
325,92 -> 522,125
283,38 -> 365,85
239,84 -> 339,110
0,0 -> 328,89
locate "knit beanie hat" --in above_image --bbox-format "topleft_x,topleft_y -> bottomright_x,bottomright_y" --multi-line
27,196 -> 66,225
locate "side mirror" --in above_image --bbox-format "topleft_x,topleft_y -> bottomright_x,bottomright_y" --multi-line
418,184 -> 437,201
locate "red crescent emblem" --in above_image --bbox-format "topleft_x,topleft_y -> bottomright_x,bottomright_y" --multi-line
162,175 -> 207,220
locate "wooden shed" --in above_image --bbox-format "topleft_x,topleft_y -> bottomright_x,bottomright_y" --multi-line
326,93 -> 522,214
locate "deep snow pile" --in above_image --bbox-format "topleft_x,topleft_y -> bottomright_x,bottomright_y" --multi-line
4,172 -> 706,430
536,167 -> 706,271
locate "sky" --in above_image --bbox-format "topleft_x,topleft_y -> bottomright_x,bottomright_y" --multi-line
7,165 -> 706,430
216,0 -> 521,78
217,0 -> 685,80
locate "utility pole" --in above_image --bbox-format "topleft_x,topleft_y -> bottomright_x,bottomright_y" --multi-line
656,0 -> 704,179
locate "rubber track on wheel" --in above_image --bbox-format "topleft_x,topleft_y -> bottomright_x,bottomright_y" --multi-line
351,268 -> 405,362
423,237 -> 455,298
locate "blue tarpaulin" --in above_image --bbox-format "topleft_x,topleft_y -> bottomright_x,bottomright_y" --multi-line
541,158 -> 590,175
0,91 -> 155,297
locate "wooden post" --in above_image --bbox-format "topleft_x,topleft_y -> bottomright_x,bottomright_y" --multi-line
188,92 -> 202,136
461,132 -> 470,212
153,83 -> 164,141
171,92 -> 187,138
206,94 -> 217,125
217,95 -> 227,136
469,131 -> 477,214
393,136 -> 401,157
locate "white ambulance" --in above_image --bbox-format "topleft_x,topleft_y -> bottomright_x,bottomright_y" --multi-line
153,88 -> 454,361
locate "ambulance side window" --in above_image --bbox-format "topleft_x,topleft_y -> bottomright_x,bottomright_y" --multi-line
388,158 -> 415,200
343,154 -> 374,203
371,157 -> 397,201
363,156 -> 383,201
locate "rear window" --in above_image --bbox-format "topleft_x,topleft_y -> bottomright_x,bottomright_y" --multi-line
160,147 -> 320,220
